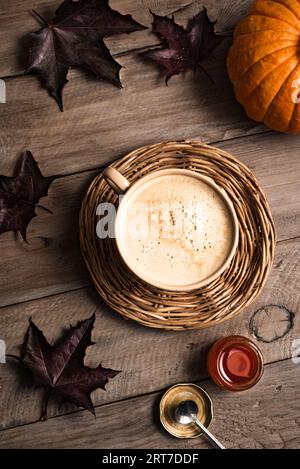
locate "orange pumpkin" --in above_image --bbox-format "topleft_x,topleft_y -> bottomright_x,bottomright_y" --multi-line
227,0 -> 300,134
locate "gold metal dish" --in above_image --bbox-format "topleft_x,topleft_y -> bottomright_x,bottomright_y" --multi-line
160,383 -> 213,439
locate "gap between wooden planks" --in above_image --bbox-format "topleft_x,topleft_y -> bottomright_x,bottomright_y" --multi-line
0,131 -> 299,308
0,53 -> 267,177
0,0 -> 259,178
0,236 -> 298,431
0,358 -> 299,449
0,0 -> 252,75
0,0 -> 299,448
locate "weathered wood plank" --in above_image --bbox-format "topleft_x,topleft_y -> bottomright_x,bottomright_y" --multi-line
0,54 -> 265,178
0,0 -> 155,76
0,170 -> 93,307
0,0 -> 260,178
0,131 -> 299,307
0,237 -> 298,430
0,0 -> 252,75
0,358 -> 299,449
217,132 -> 300,242
0,0 -> 298,451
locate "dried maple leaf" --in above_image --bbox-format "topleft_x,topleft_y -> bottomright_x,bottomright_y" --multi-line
144,8 -> 225,84
22,314 -> 120,420
26,0 -> 146,110
0,151 -> 55,241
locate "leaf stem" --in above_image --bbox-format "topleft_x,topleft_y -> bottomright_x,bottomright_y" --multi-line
0,72 -> 25,80
32,10 -> 48,26
36,205 -> 53,215
197,64 -> 214,84
5,354 -> 22,363
40,390 -> 52,421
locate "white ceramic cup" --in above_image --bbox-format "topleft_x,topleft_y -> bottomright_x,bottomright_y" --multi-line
103,167 -> 239,291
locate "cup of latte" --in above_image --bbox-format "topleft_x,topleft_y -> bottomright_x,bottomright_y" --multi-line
103,167 -> 239,291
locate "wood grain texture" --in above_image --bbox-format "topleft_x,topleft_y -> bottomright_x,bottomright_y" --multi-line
0,0 -> 261,178
0,237 -> 298,430
0,56 -> 266,177
1,358 -> 299,449
0,131 -> 299,307
217,132 -> 300,242
0,170 -> 93,307
0,0 -> 252,75
0,0 -> 299,450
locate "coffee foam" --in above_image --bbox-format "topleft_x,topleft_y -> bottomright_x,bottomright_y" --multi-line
121,174 -> 234,287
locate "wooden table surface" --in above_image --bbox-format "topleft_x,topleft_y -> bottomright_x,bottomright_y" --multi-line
0,0 -> 299,450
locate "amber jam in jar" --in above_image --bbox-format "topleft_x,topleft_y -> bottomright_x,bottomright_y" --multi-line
207,336 -> 264,391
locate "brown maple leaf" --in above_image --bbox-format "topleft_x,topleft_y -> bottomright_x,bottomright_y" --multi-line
22,314 -> 120,420
144,8 -> 225,84
0,151 -> 55,241
26,0 -> 146,110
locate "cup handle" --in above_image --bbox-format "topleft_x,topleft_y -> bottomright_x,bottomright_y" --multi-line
102,167 -> 131,195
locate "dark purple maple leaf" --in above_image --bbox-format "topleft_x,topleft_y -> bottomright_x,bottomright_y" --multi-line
22,314 -> 120,420
144,9 -> 225,83
0,151 -> 55,241
26,0 -> 146,110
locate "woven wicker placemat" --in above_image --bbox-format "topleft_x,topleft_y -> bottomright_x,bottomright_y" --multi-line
80,141 -> 276,330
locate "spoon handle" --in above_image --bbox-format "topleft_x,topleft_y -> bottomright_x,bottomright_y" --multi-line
193,417 -> 225,449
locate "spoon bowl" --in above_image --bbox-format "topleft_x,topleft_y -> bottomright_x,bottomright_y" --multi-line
175,400 -> 200,425
175,400 -> 225,449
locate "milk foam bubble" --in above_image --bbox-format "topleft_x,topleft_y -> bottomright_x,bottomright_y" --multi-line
121,174 -> 234,287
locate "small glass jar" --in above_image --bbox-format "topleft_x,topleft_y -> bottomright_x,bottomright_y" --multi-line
207,335 -> 264,391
